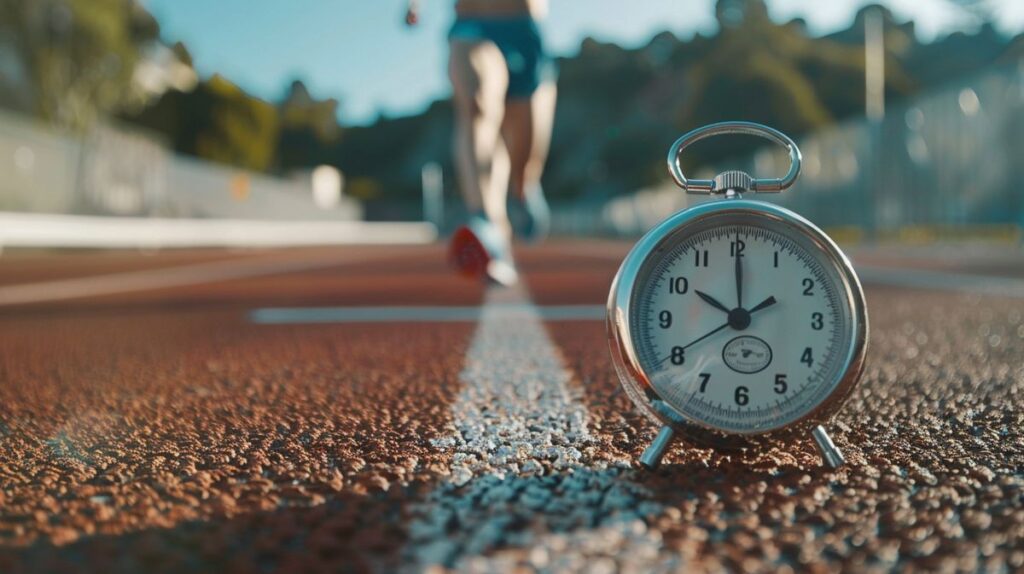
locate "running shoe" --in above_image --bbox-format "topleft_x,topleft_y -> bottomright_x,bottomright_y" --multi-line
448,214 -> 519,286
509,185 -> 551,243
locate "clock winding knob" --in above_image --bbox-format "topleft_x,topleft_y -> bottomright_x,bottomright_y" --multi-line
713,170 -> 754,193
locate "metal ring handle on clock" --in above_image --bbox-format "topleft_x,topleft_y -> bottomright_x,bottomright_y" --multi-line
667,121 -> 802,194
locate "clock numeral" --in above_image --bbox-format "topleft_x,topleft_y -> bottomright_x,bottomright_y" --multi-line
734,386 -> 749,406
698,372 -> 711,393
730,239 -> 745,258
774,373 -> 788,394
773,251 -> 779,268
801,347 -> 814,367
671,346 -> 685,365
693,249 -> 709,267
811,312 -> 824,330
668,277 -> 689,294
802,278 -> 815,296
659,310 -> 673,329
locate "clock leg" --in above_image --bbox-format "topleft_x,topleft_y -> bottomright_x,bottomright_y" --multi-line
640,425 -> 675,469
811,425 -> 845,469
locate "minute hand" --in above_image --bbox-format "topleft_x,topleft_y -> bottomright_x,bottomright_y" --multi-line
735,250 -> 743,308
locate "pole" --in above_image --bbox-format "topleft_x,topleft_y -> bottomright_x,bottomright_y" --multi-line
865,8 -> 885,122
421,162 -> 444,230
864,7 -> 885,241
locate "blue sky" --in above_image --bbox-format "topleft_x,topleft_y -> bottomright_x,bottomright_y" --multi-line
143,0 -> 1024,125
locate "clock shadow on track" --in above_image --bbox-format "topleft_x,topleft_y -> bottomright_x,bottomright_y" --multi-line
547,320 -> 864,561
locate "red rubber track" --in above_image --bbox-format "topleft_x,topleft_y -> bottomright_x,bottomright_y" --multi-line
0,242 -> 1020,572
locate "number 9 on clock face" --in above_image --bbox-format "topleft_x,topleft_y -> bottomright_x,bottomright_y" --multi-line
609,200 -> 867,436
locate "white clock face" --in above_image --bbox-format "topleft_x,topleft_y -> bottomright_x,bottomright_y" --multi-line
630,214 -> 856,434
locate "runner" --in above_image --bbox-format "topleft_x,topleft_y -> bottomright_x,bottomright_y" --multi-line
406,0 -> 557,286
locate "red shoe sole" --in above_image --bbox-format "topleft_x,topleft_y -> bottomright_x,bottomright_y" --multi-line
448,225 -> 491,280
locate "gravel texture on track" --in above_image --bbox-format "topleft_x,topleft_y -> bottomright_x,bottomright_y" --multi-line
404,285 -> 678,572
0,246 -> 1022,573
0,310 -> 473,573
548,287 -> 1024,572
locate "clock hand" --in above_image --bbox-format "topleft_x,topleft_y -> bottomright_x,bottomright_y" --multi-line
735,249 -> 743,308
749,295 -> 777,313
656,321 -> 731,367
680,322 -> 731,350
657,297 -> 778,367
695,290 -> 730,314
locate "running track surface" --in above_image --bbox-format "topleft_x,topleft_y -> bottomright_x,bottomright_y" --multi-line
0,241 -> 1022,572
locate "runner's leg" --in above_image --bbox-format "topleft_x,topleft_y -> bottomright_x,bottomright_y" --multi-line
502,81 -> 556,201
449,39 -> 512,240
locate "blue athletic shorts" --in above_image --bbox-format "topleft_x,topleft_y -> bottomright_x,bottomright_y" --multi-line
449,17 -> 557,99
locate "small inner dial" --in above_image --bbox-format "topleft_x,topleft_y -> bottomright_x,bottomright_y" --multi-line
631,212 -> 856,434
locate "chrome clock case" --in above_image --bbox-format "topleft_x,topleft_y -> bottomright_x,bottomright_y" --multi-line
606,122 -> 869,469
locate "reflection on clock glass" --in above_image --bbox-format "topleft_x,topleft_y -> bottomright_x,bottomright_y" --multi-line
631,214 -> 856,433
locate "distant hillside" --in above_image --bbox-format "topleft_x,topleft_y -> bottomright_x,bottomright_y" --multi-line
125,0 -> 1023,214
329,1 -> 1021,208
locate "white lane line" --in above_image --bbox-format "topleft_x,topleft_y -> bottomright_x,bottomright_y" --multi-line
403,284 -> 678,571
0,212 -> 436,249
249,304 -> 606,324
0,252 -> 402,306
856,266 -> 1024,298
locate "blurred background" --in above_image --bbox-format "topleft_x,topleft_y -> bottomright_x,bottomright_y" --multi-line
5,2 -> 1024,567
0,0 -> 1022,245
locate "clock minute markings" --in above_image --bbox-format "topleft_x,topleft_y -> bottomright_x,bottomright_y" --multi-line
640,248 -> 682,364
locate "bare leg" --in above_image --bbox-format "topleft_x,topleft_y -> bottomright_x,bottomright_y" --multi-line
501,81 -> 557,200
449,40 -> 512,239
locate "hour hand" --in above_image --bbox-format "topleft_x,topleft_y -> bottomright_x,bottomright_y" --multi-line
695,290 -> 731,314
749,295 -> 777,313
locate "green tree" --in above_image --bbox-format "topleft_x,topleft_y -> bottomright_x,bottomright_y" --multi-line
128,74 -> 280,172
0,0 -> 159,129
678,0 -> 913,166
276,80 -> 341,171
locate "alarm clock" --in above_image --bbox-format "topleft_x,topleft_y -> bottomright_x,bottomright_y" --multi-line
607,122 -> 868,469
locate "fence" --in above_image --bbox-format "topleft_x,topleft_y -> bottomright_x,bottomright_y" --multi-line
765,60 -> 1024,238
0,108 -> 361,222
553,60 -> 1024,240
